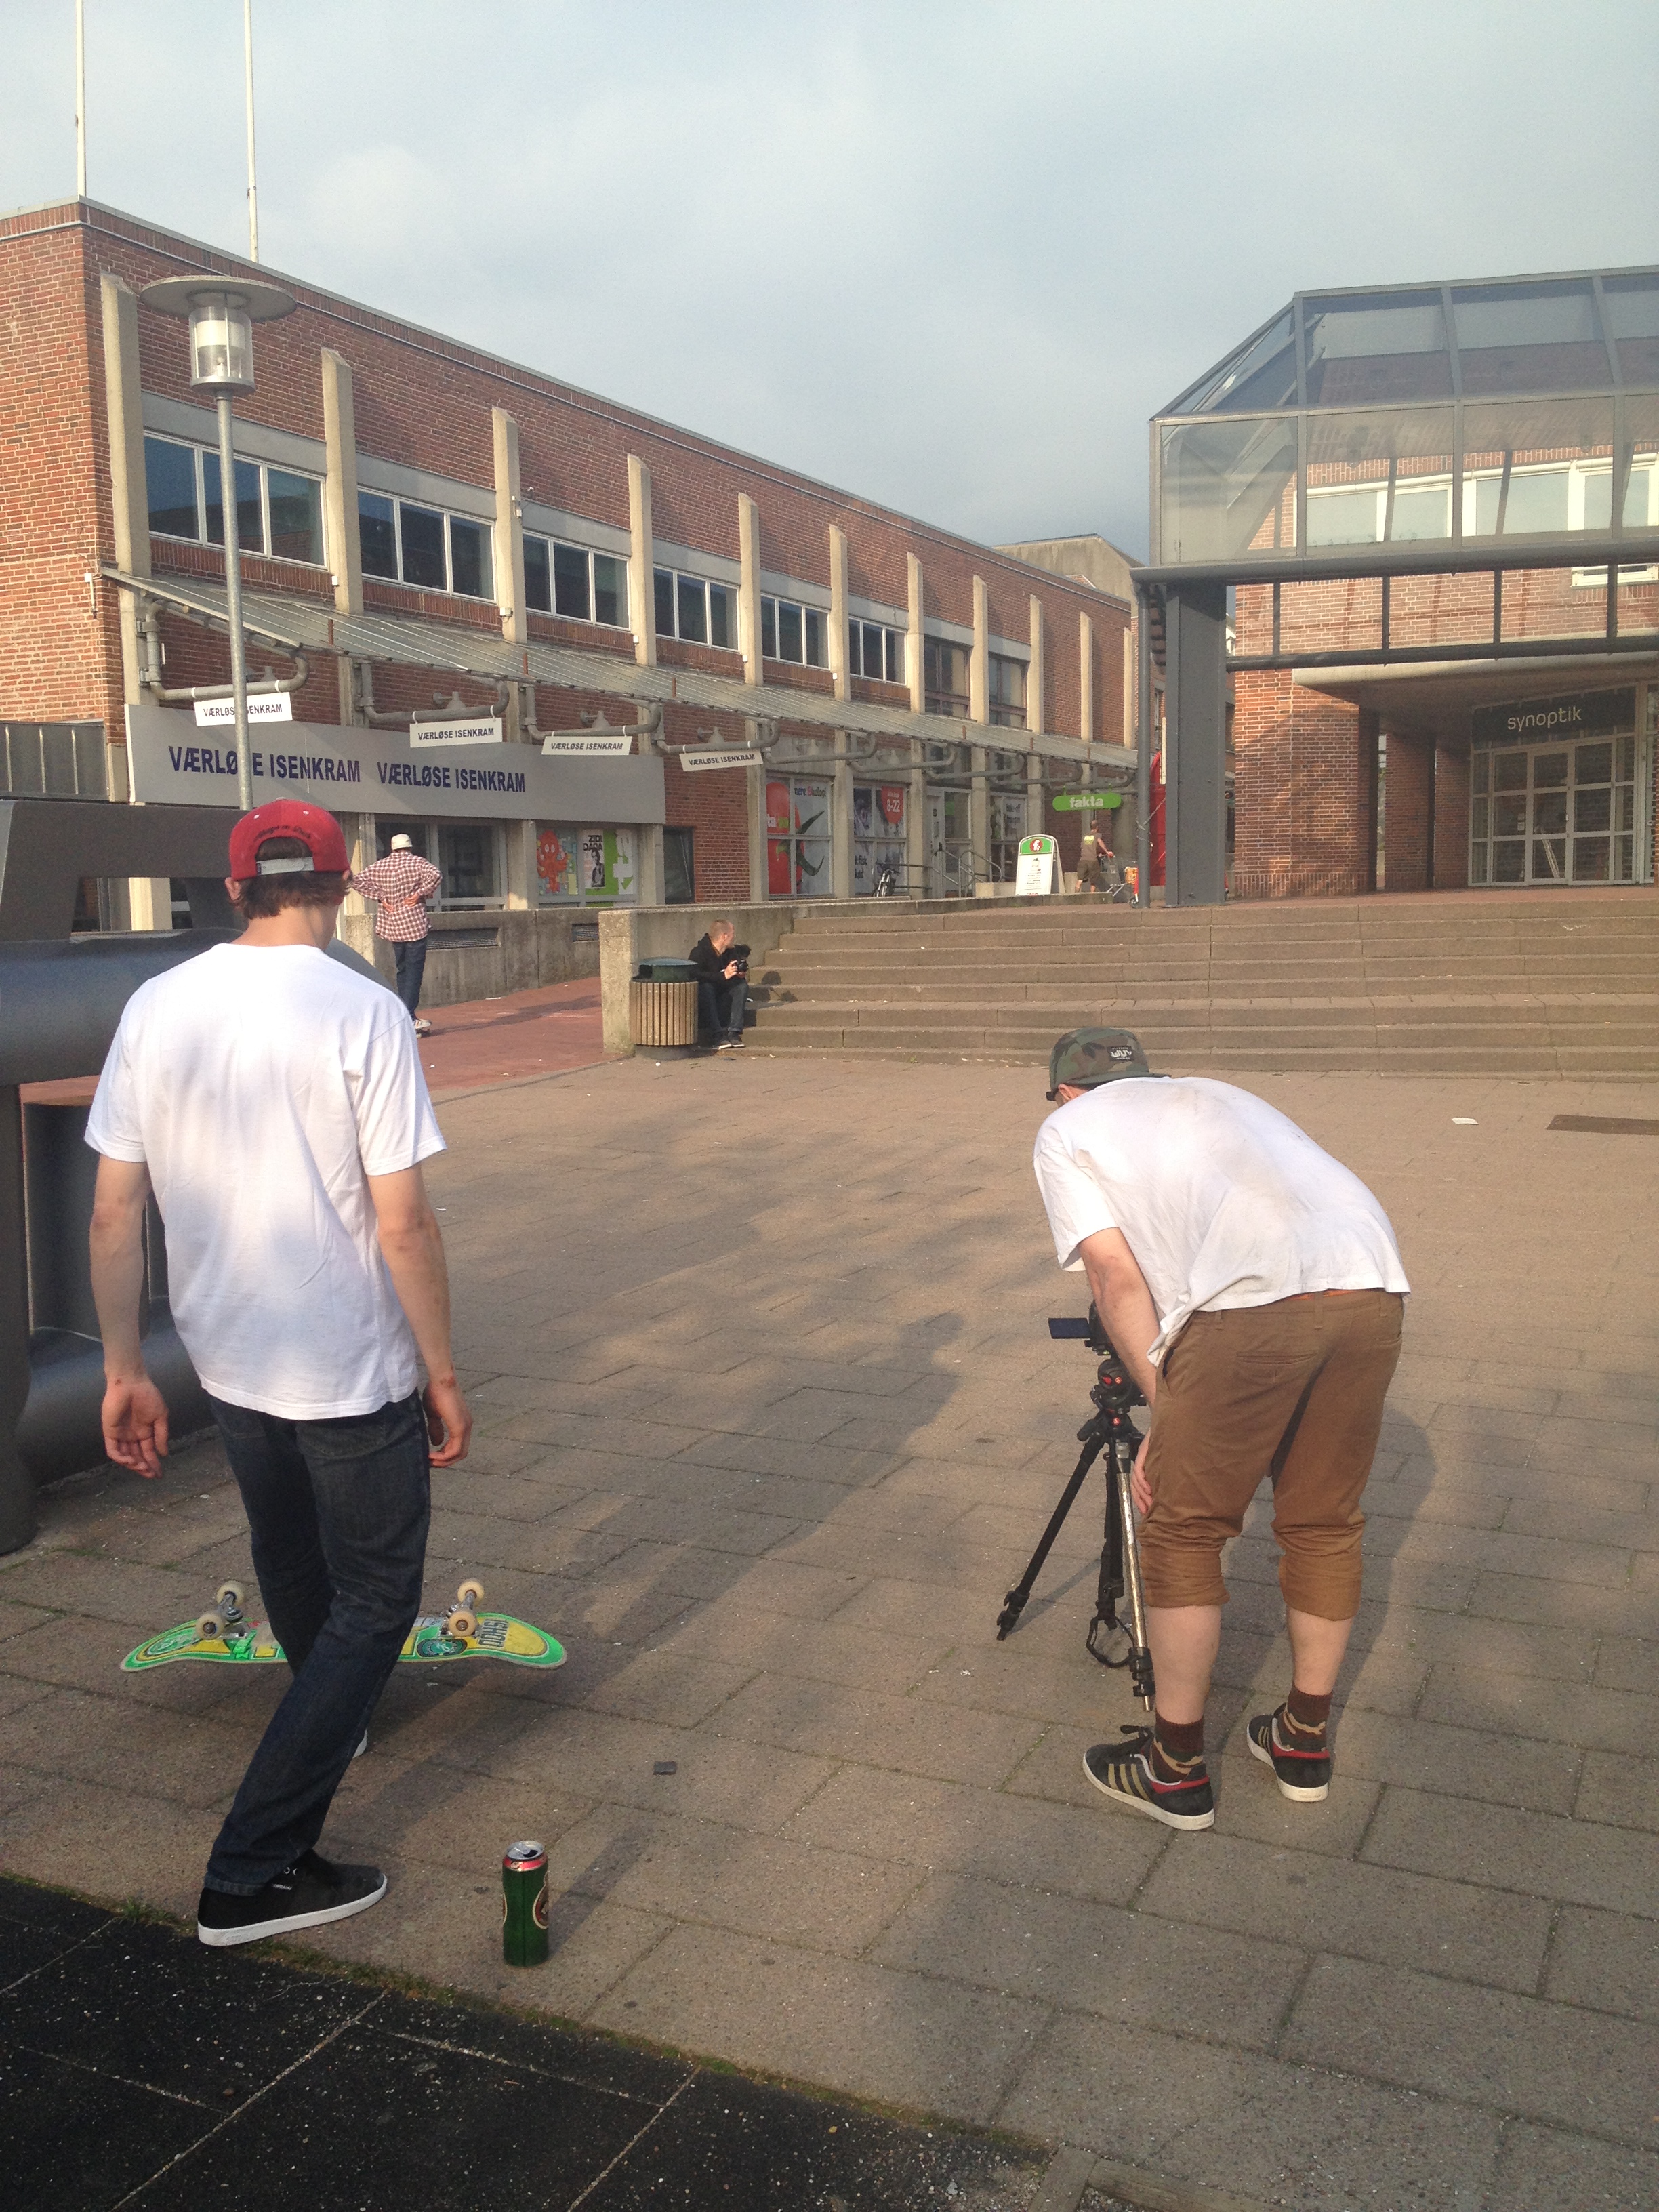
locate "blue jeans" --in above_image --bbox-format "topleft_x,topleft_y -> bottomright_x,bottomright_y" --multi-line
697,976 -> 748,1040
203,1391 -> 431,1893
392,935 -> 428,1018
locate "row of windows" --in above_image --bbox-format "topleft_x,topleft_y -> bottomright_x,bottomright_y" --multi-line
142,448 -> 1023,678
527,535 -> 629,628
359,491 -> 493,599
1307,459 -> 1658,552
144,436 -> 325,566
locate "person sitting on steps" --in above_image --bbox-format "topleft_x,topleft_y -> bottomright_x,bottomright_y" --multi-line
690,919 -> 750,1050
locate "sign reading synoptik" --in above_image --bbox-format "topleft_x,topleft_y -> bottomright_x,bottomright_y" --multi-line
124,704 -> 667,825
1471,688 -> 1636,748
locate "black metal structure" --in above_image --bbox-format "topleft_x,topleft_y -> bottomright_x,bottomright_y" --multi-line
0,799 -> 379,1552
1138,264 -> 1659,905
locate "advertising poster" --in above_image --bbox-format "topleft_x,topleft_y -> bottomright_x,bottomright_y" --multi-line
537,825 -> 636,904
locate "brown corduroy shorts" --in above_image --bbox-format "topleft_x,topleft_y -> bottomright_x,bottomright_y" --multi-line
1140,1289 -> 1404,1620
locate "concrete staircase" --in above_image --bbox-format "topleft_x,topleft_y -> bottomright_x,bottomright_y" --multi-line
748,893 -> 1659,1074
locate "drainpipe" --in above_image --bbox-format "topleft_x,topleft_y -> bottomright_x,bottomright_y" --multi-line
141,607 -> 307,707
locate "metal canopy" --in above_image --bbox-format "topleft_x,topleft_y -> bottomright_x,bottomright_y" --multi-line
104,569 -> 1130,775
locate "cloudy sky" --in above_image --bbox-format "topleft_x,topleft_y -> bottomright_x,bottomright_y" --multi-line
5,2 -> 1656,556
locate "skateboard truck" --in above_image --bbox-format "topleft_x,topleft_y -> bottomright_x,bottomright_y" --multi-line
445,1578 -> 485,1640
194,1581 -> 245,1642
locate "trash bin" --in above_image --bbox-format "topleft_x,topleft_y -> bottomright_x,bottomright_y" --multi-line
629,965 -> 699,1050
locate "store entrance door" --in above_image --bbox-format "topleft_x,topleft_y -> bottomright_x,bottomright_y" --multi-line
1472,732 -> 1642,886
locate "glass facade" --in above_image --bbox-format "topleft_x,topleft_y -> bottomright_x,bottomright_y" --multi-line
1155,268 -> 1659,571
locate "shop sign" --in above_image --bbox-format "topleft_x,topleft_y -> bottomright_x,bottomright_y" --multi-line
678,748 -> 763,772
541,731 -> 631,756
194,693 -> 292,727
125,703 -> 665,825
1052,791 -> 1123,811
1471,688 -> 1635,748
1015,832 -> 1057,897
409,714 -> 503,747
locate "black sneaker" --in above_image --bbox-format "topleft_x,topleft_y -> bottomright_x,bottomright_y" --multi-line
1083,1727 -> 1215,1832
1248,1707 -> 1332,1801
197,1850 -> 386,1947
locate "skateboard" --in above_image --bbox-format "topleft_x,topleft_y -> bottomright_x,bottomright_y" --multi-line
121,1578 -> 565,1673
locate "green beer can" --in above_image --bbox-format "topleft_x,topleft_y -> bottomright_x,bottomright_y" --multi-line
501,1839 -> 549,1966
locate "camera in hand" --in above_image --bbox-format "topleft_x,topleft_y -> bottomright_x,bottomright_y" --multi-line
726,943 -> 750,977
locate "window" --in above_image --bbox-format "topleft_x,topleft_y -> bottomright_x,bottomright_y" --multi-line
655,567 -> 734,648
760,594 -> 826,668
848,620 -> 906,685
374,818 -> 503,907
1469,731 -> 1645,886
524,535 -> 629,628
989,653 -> 1027,729
989,792 -> 1027,882
535,824 -> 637,905
852,783 -> 907,895
143,434 -> 323,566
356,490 -> 494,600
663,826 -> 695,903
924,636 -> 970,716
766,777 -> 831,895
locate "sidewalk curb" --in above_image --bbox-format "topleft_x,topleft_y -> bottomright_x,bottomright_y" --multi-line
1035,2147 -> 1272,2212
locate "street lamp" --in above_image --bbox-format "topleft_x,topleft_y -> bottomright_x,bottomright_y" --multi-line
138,276 -> 295,811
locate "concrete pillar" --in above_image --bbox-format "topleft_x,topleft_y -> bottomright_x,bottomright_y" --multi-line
828,525 -> 850,703
628,455 -> 656,667
1433,740 -> 1471,890
321,350 -> 361,617
970,576 -> 989,727
1382,730 -> 1433,893
493,408 -> 525,647
831,730 -> 853,898
100,276 -> 148,657
1079,610 -> 1096,744
1028,756 -> 1045,859
1164,582 -> 1228,907
636,823 -> 665,908
738,495 -> 762,687
339,812 -> 373,919
501,819 -> 537,911
907,739 -> 926,895
745,731 -> 769,902
906,554 -> 925,714
970,745 -> 989,891
1027,596 -> 1045,738
127,878 -> 173,930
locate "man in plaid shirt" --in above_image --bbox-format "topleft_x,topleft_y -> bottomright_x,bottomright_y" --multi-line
352,834 -> 443,1032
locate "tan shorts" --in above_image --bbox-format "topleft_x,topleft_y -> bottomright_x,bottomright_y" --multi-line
1140,1290 -> 1404,1620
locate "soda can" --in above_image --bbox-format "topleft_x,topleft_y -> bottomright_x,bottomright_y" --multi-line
501,1839 -> 549,1966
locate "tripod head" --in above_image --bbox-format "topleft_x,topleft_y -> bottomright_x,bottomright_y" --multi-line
1048,1305 -> 1145,1420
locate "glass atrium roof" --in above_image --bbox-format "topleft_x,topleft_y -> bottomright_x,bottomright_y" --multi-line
1164,268 -> 1659,417
1151,267 -> 1659,573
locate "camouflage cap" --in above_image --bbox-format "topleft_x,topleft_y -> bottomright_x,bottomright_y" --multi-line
1046,1027 -> 1152,1101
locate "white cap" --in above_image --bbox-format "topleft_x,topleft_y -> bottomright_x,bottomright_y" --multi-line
390,833 -> 413,851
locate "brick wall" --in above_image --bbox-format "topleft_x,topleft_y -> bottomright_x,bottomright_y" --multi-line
1233,665 -> 1378,899
1382,731 -> 1433,893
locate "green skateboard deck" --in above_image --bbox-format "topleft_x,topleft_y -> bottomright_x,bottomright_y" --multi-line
122,1609 -> 565,1673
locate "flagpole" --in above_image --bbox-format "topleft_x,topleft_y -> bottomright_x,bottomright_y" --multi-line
75,0 -> 87,197
243,0 -> 260,260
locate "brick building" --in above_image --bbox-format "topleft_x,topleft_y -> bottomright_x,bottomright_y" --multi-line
1140,268 -> 1659,903
0,197 -> 1133,964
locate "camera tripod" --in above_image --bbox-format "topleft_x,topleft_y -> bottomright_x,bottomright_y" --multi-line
994,1313 -> 1155,1708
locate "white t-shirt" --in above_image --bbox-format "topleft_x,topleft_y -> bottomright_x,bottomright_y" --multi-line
1033,1076 -> 1408,1366
87,943 -> 445,1420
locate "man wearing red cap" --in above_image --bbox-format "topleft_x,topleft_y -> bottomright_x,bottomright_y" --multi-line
86,801 -> 471,1946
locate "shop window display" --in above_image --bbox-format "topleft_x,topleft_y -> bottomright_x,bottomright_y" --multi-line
852,784 -> 907,894
536,825 -> 637,905
766,778 -> 831,896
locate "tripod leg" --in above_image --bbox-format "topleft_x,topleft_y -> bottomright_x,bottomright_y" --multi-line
1111,1438 -> 1156,1710
1084,1450 -> 1132,1668
996,1431 -> 1104,1638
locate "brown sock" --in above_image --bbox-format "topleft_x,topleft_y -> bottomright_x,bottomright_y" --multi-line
1150,1713 -> 1206,1781
1284,1687 -> 1332,1740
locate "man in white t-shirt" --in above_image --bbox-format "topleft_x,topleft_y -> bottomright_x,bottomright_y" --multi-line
87,800 -> 471,1944
1032,1027 -> 1408,1833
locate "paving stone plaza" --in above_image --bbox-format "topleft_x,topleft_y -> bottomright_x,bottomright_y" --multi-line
1,1052 -> 1655,2211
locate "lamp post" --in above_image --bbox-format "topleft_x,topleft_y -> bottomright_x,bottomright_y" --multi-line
138,276 -> 295,812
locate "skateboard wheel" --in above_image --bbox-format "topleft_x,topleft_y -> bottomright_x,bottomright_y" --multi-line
457,1579 -> 484,1608
216,1582 -> 244,1613
196,1612 -> 224,1640
445,1607 -> 477,1639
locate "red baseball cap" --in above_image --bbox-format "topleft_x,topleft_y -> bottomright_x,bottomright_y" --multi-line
228,800 -> 350,882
